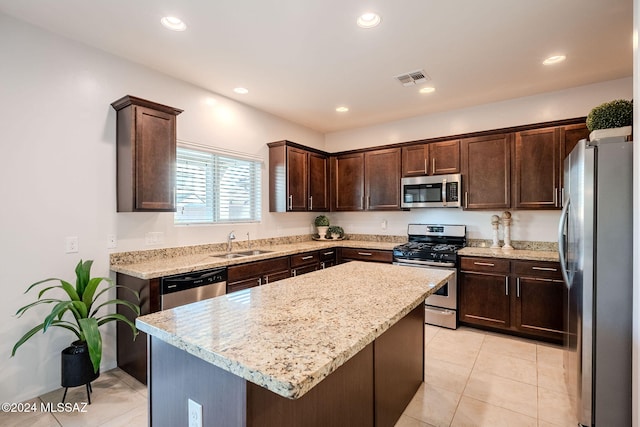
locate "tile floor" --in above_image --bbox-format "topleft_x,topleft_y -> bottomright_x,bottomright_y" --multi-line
1,326 -> 576,426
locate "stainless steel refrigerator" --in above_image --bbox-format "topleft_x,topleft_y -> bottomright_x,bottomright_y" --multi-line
558,136 -> 633,427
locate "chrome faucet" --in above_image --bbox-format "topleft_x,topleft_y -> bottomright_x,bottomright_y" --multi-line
247,232 -> 252,250
227,231 -> 236,253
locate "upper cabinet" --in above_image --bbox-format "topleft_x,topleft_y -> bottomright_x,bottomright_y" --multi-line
111,95 -> 183,212
461,134 -> 511,210
268,141 -> 329,212
561,123 -> 590,159
332,148 -> 401,211
401,140 -> 460,177
513,127 -> 561,210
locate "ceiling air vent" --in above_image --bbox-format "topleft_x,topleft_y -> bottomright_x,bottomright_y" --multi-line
394,69 -> 430,87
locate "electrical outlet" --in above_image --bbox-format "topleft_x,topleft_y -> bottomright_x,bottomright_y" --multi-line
65,236 -> 79,253
188,398 -> 203,427
381,219 -> 388,230
145,232 -> 165,246
107,235 -> 117,249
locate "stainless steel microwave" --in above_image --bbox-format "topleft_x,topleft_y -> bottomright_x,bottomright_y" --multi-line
401,174 -> 462,208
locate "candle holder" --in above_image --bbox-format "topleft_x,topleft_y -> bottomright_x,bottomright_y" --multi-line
490,215 -> 501,248
502,211 -> 513,250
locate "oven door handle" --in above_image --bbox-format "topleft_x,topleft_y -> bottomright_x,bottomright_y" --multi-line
393,260 -> 456,268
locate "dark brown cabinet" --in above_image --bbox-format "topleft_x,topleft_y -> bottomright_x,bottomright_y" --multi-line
365,148 -> 402,210
290,251 -> 320,276
227,257 -> 290,293
268,141 -> 329,212
332,152 -> 365,211
461,134 -> 511,210
561,123 -> 590,159
402,140 -> 460,177
459,256 -> 565,342
513,127 -> 561,210
111,95 -> 182,212
338,248 -> 393,264
319,249 -> 337,269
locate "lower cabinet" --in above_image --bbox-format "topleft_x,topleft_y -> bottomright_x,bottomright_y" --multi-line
338,248 -> 393,264
290,251 -> 320,276
227,257 -> 290,294
319,249 -> 337,269
459,256 -> 565,342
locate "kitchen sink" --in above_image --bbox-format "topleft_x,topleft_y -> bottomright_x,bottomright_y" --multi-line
211,253 -> 248,259
235,250 -> 273,256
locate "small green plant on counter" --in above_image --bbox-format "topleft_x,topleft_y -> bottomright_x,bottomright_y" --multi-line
328,226 -> 344,238
314,215 -> 330,227
11,260 -> 141,373
586,99 -> 633,131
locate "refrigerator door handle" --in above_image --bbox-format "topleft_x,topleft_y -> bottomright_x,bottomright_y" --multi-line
558,197 -> 570,286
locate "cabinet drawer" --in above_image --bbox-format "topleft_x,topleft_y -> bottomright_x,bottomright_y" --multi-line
228,256 -> 290,282
319,249 -> 337,262
291,264 -> 318,277
340,248 -> 393,263
460,257 -> 510,274
290,251 -> 319,267
512,260 -> 562,280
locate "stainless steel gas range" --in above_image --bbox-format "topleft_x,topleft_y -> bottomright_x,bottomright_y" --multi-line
393,224 -> 466,329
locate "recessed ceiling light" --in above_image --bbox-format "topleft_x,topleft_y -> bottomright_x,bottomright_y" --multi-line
233,87 -> 249,94
161,16 -> 187,31
336,106 -> 349,113
419,87 -> 436,94
543,55 -> 566,65
357,12 -> 381,28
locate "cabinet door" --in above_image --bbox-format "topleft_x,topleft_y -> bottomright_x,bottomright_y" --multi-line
134,106 -> 177,211
461,134 -> 511,210
402,144 -> 429,176
286,146 -> 308,211
333,153 -> 365,211
430,140 -> 460,175
459,271 -> 510,329
365,148 -> 401,210
513,128 -> 560,209
308,152 -> 329,211
561,123 -> 589,159
513,276 -> 565,342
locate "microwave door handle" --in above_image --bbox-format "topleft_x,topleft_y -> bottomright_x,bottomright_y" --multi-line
441,178 -> 447,207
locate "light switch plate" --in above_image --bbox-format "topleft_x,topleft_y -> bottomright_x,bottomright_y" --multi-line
65,236 -> 79,253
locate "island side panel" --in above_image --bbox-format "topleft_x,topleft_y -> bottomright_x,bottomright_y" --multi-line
374,304 -> 425,427
246,342 -> 374,427
149,338 -> 247,427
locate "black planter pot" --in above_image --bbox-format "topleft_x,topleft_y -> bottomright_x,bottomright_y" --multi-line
61,340 -> 100,404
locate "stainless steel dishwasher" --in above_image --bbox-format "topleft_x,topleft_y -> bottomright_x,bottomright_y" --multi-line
160,267 -> 227,310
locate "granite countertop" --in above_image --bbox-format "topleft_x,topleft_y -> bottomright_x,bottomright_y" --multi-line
135,262 -> 452,399
458,246 -> 559,262
111,240 -> 398,279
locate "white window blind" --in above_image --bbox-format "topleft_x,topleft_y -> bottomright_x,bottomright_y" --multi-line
175,146 -> 262,224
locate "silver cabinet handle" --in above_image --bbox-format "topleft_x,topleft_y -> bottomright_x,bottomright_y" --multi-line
505,276 -> 509,296
301,255 -> 314,260
288,195 -> 293,210
516,277 -> 520,297
309,195 -> 313,210
366,196 -> 371,210
264,275 -> 269,285
474,262 -> 495,267
532,266 -> 557,272
320,262 -> 325,269
424,158 -> 428,175
258,277 -> 262,286
292,269 -> 297,277
432,158 -> 436,175
358,252 -> 372,256
323,251 -> 334,256
361,196 -> 365,210
554,187 -> 558,208
465,191 -> 469,208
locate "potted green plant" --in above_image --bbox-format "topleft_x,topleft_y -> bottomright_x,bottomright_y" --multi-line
328,226 -> 344,239
314,215 -> 330,238
11,260 -> 140,398
586,99 -> 633,140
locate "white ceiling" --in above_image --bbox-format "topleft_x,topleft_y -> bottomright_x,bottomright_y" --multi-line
0,0 -> 633,133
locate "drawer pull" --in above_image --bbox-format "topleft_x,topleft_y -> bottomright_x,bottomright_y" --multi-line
516,277 -> 520,298
474,262 -> 495,267
532,266 -> 557,272
358,252 -> 373,256
505,277 -> 509,295
301,256 -> 314,260
323,251 -> 334,256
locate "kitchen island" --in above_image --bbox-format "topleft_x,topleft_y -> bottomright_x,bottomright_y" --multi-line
136,261 -> 453,427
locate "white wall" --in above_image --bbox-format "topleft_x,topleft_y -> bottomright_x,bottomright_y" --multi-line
0,13 -> 322,403
324,77 -> 633,242
0,10 -> 634,404
633,0 -> 639,424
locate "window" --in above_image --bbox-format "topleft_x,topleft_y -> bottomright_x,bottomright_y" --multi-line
175,145 -> 262,224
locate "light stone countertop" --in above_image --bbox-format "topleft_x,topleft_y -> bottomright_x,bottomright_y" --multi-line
135,262 -> 452,399
111,240 -> 398,279
458,246 -> 559,262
